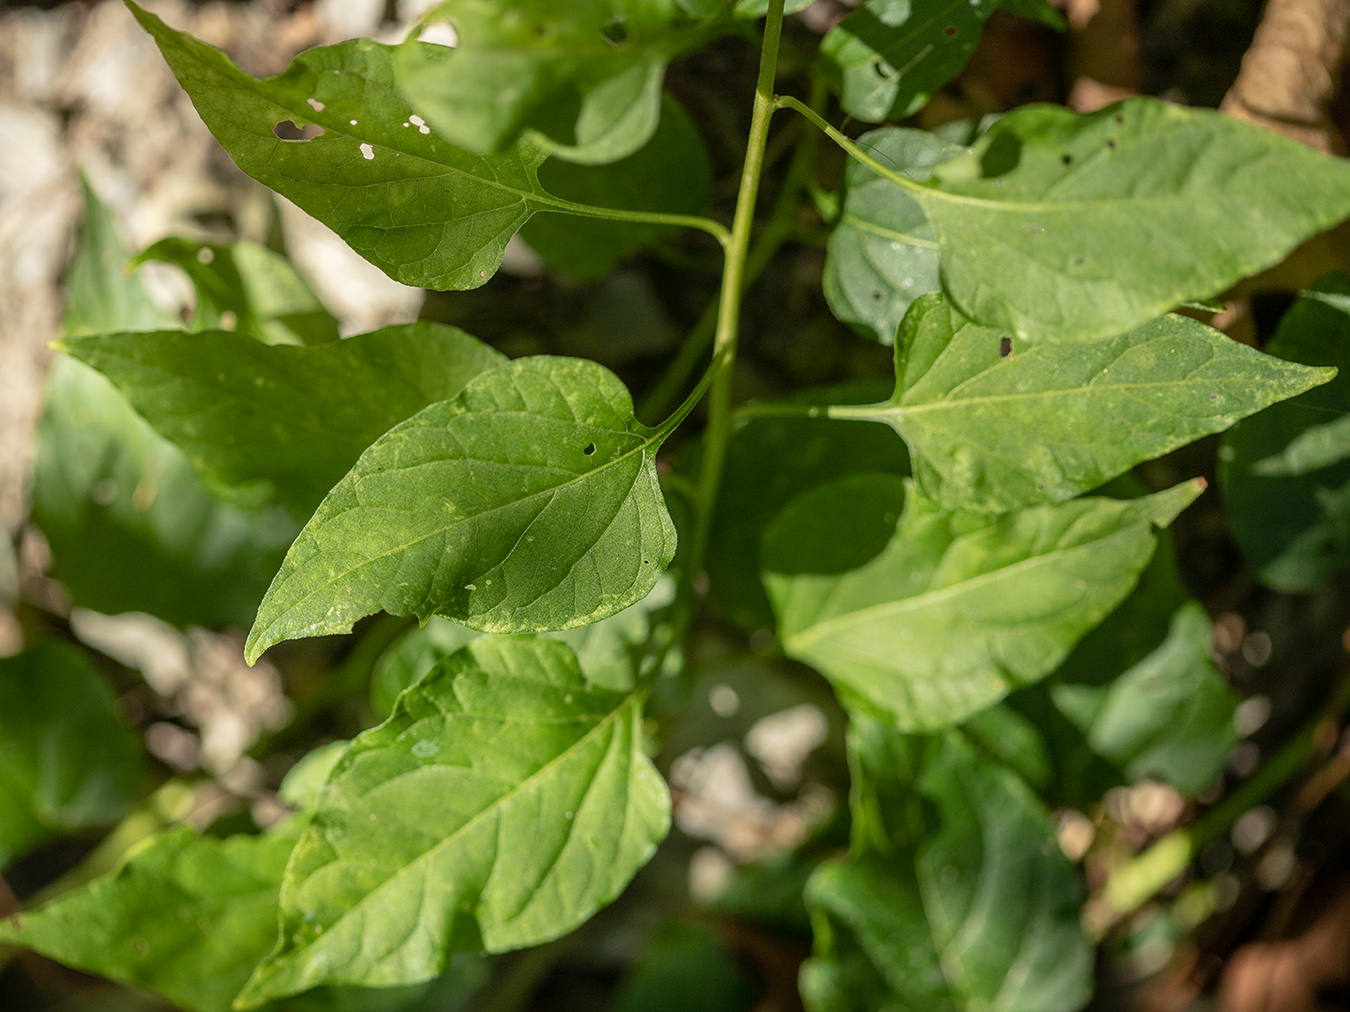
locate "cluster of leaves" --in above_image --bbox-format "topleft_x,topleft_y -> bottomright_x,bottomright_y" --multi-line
6,0 -> 1350,1010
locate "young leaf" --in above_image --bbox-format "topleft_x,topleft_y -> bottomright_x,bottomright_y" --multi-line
905,98 -> 1350,342
60,323 -> 505,518
821,0 -> 1001,124
246,356 -> 676,662
763,474 -> 1203,731
1220,273 -> 1350,590
237,636 -> 670,1004
0,824 -> 298,1012
1053,602 -> 1237,794
129,2 -> 555,291
823,128 -> 960,346
834,294 -> 1333,512
520,96 -> 713,280
392,0 -> 708,165
802,730 -> 1092,1012
0,643 -> 142,867
134,237 -> 340,346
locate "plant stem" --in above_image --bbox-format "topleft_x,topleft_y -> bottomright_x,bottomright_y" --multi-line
679,0 -> 788,628
537,195 -> 731,246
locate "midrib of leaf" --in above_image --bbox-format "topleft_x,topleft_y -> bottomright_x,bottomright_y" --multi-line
274,684 -> 643,967
783,522 -> 1142,650
255,418 -> 665,636
840,213 -> 939,249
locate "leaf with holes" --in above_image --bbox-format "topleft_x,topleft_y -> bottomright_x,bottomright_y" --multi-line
235,636 -> 670,1004
763,474 -> 1202,731
801,727 -> 1092,1012
823,128 -> 960,345
60,323 -> 504,518
246,355 -> 676,662
822,0 -> 1003,123
831,294 -> 1333,512
903,98 -> 1350,342
130,2 -> 569,291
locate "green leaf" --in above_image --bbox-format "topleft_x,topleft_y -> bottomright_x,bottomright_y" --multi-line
392,0 -> 711,164
835,294 -> 1333,512
246,356 -> 676,662
1053,602 -> 1237,794
521,96 -> 712,280
129,2 -> 556,291
0,823 -> 298,1012
0,642 -> 142,867
134,237 -> 339,346
763,474 -> 1202,730
802,730 -> 1092,1012
996,0 -> 1066,29
823,128 -> 959,346
236,636 -> 670,1003
905,98 -> 1350,342
822,0 -> 1001,123
1219,273 -> 1350,590
612,922 -> 759,1012
33,358 -> 298,628
61,323 -> 505,518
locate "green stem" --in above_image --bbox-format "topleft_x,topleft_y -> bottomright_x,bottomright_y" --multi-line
681,0 -> 788,621
538,195 -> 731,246
775,95 -> 927,196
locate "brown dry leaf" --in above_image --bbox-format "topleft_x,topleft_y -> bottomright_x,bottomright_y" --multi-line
1218,890 -> 1350,1012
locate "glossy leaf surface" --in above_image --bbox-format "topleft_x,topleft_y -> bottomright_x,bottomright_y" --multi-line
838,295 -> 1332,512
909,98 -> 1350,342
823,128 -> 958,345
1220,274 -> 1350,590
0,643 -> 142,867
131,3 -> 556,291
62,324 -> 504,518
763,475 -> 1202,730
238,636 -> 670,1003
247,356 -> 676,662
802,729 -> 1092,1012
135,237 -> 339,347
822,0 -> 1001,123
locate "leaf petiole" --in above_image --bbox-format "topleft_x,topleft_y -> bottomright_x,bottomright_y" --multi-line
775,94 -> 929,195
536,194 -> 732,246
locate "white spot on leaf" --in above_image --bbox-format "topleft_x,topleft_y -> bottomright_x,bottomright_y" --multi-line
360,142 -> 375,160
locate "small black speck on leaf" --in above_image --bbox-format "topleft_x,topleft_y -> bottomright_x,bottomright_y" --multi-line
1061,153 -> 1072,165
943,25 -> 958,37
583,442 -> 596,455
999,337 -> 1012,357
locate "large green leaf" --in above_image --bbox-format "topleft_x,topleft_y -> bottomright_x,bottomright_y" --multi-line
0,824 -> 297,1012
821,0 -> 1001,123
823,128 -> 958,346
236,636 -> 670,1004
521,96 -> 712,279
1053,602 -> 1237,794
393,0 -> 710,164
763,474 -> 1202,730
61,324 -> 504,518
246,355 -> 676,662
1220,274 -> 1350,590
801,729 -> 1092,1012
130,2 -> 563,292
134,237 -> 339,347
834,295 -> 1333,512
0,643 -> 142,867
901,98 -> 1350,343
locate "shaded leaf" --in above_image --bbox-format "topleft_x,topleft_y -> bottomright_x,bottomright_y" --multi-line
62,324 -> 504,518
237,636 -> 670,1003
0,642 -> 142,867
763,474 -> 1202,730
521,96 -> 712,280
1219,273 -> 1350,590
906,98 -> 1350,342
134,237 -> 339,346
612,922 -> 759,1012
802,729 -> 1092,1012
823,128 -> 959,345
835,294 -> 1332,512
822,0 -> 1001,123
130,2 -> 558,291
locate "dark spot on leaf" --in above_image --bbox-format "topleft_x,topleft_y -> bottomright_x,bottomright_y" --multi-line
1107,138 -> 1118,150
534,23 -> 547,36
1061,153 -> 1072,165
1114,112 -> 1125,125
602,18 -> 627,44
872,290 -> 883,301
999,337 -> 1012,357
1210,394 -> 1220,401
1074,256 -> 1085,266
584,442 -> 596,455
943,25 -> 958,37
274,120 -> 324,141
